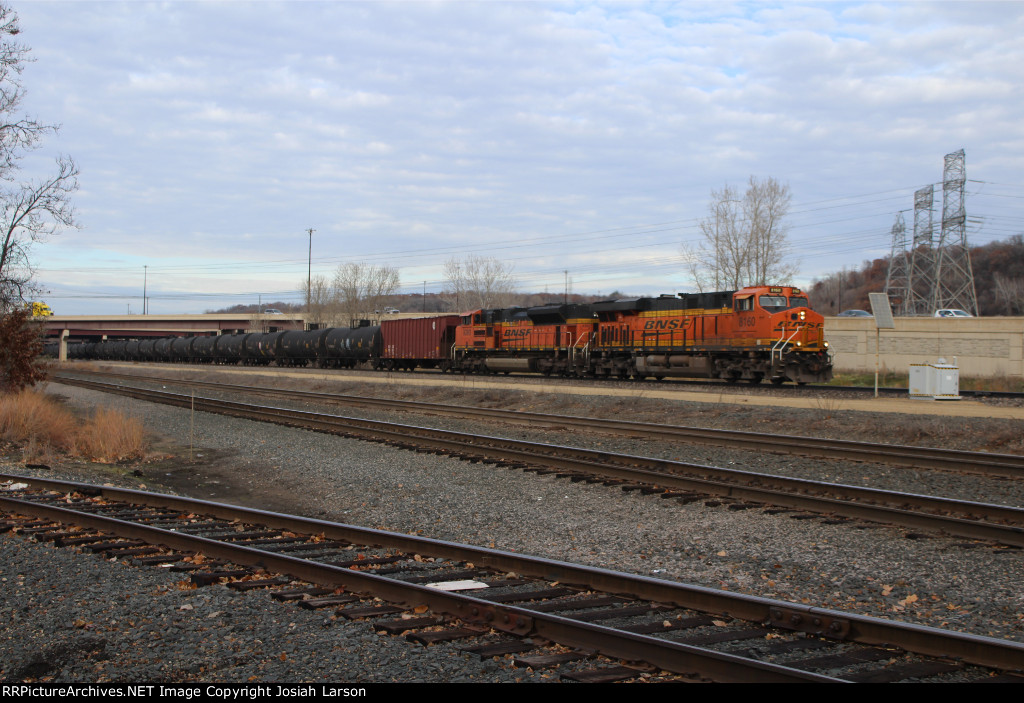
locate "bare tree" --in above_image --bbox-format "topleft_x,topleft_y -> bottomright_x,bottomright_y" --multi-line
332,263 -> 400,325
300,274 -> 333,326
993,273 -> 1024,315
683,176 -> 795,292
0,5 -> 79,311
443,255 -> 516,311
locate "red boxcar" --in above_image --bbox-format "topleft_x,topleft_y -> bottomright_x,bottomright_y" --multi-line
379,315 -> 461,370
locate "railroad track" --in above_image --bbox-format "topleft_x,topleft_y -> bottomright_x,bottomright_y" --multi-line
56,369 -> 1024,479
50,375 -> 1024,547
3,474 -> 1022,683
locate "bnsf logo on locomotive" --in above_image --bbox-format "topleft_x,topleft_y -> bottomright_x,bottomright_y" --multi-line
503,328 -> 533,337
643,319 -> 686,331
643,321 -> 692,331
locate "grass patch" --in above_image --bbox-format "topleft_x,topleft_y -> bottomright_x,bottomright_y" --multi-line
0,390 -> 148,464
829,370 -> 1024,393
827,371 -> 907,388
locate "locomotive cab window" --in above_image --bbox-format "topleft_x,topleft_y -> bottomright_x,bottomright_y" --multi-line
758,295 -> 788,312
789,297 -> 809,308
735,295 -> 753,312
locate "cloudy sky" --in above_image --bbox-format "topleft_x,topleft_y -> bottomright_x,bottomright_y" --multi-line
10,1 -> 1024,314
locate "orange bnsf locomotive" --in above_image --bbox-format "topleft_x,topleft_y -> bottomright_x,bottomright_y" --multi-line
454,285 -> 831,384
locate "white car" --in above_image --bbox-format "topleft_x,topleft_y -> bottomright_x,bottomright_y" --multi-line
934,309 -> 972,318
263,308 -> 284,315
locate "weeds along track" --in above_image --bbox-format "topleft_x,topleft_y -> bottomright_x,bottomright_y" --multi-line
3,474 -> 1023,683
57,369 -> 1024,479
51,375 -> 1024,547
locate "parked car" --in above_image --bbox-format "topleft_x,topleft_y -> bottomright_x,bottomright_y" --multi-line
934,309 -> 972,318
263,308 -> 283,315
836,309 -> 872,317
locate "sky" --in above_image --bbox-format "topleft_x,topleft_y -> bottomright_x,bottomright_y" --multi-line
8,0 -> 1024,315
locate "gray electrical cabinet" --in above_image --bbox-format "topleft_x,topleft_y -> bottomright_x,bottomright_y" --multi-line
909,360 -> 960,400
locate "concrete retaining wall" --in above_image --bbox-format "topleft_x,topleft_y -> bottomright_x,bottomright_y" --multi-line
825,316 -> 1024,378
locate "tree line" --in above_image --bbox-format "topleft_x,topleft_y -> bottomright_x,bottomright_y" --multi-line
807,235 -> 1024,316
297,255 -> 529,327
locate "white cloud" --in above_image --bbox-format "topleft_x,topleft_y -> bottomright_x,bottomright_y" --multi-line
11,1 -> 1024,314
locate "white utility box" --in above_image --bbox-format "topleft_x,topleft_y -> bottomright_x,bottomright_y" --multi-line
908,360 -> 960,400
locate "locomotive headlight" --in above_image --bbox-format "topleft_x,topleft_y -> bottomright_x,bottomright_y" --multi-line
824,341 -> 829,348
799,310 -> 806,320
795,341 -> 802,347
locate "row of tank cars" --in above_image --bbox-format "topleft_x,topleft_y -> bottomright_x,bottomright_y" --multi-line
54,321 -> 393,369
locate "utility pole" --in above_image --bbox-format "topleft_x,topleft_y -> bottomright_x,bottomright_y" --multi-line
306,228 -> 315,312
143,265 -> 148,315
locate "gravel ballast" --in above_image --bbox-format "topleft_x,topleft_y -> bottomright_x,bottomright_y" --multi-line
2,374 -> 1023,682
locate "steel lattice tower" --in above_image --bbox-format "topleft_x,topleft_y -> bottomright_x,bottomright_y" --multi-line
884,149 -> 978,316
903,184 -> 937,316
933,149 -> 978,314
884,212 -> 912,314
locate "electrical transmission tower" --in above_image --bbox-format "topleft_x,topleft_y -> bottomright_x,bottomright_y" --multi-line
884,149 -> 977,315
884,212 -> 911,314
908,184 -> 936,315
933,149 -> 978,314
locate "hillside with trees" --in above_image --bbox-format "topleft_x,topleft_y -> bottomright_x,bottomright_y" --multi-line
807,235 -> 1024,316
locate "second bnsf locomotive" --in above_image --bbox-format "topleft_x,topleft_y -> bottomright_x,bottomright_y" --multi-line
66,285 -> 832,385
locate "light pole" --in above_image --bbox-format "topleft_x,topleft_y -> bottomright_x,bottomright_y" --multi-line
306,228 -> 315,312
143,265 -> 148,315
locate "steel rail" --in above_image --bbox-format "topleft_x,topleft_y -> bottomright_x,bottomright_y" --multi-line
57,370 -> 1024,479
0,483 -> 834,683
4,475 -> 1024,677
53,376 -> 1024,547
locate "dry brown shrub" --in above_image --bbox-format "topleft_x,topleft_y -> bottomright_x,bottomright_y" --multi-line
0,390 -> 79,453
0,309 -> 49,392
0,391 -> 147,463
74,406 -> 147,463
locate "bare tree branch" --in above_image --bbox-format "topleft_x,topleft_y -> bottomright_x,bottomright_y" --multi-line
0,155 -> 78,310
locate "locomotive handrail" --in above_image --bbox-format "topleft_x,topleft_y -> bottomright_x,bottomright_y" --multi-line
771,325 -> 803,363
571,332 -> 590,367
